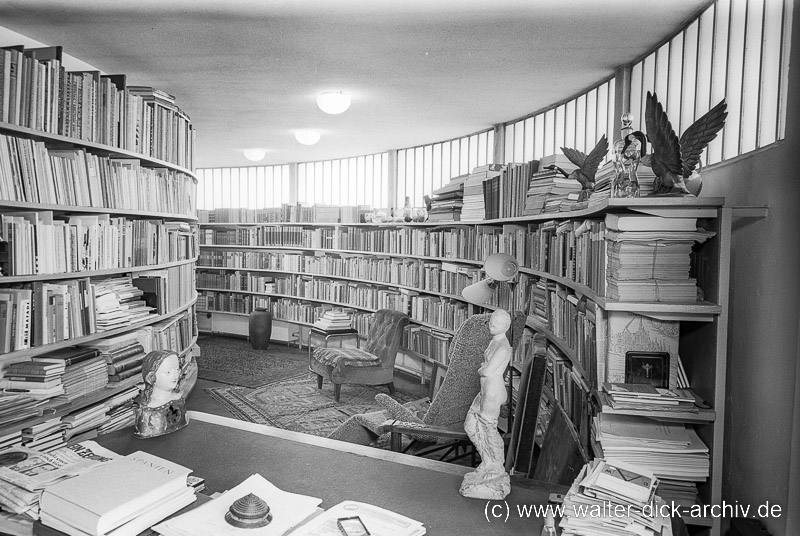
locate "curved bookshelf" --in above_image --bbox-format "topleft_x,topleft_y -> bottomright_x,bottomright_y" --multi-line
0,121 -> 197,180
0,200 -> 198,223
196,287 -> 380,314
0,298 -> 197,365
0,258 -> 198,284
195,264 -> 473,303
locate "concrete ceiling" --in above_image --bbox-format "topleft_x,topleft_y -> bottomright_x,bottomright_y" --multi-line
0,0 -> 709,169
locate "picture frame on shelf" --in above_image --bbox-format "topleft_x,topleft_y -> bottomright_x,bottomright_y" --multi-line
624,351 -> 670,388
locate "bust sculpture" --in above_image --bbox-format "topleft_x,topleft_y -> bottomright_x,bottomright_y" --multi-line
459,309 -> 512,499
133,350 -> 192,439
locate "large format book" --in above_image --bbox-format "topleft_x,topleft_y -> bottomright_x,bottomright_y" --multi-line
605,213 -> 697,232
39,450 -> 194,536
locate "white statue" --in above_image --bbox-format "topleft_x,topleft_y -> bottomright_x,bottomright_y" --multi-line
460,309 -> 512,499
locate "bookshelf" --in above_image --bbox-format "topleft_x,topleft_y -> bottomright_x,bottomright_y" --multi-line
196,197 -> 729,535
0,43 -> 198,449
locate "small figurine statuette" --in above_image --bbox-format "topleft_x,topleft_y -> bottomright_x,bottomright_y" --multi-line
611,113 -> 646,198
459,310 -> 513,499
225,493 -> 273,528
643,91 -> 727,196
555,135 -> 609,202
133,350 -> 190,439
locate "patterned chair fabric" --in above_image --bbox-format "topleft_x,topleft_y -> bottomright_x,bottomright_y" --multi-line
310,309 -> 410,401
327,310 -> 527,445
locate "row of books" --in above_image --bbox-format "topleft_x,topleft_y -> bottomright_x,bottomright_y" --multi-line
0,212 -> 195,276
198,204 -> 371,224
0,272 -> 193,354
403,325 -> 452,365
546,344 -> 591,449
0,134 -> 196,216
197,255 -> 483,299
485,160 -> 539,219
0,45 -> 195,167
460,164 -> 503,221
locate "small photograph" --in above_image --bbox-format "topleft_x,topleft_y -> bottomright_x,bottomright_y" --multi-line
0,451 -> 28,467
624,351 -> 670,388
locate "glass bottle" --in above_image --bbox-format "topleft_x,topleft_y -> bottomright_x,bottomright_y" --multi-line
611,112 -> 642,198
540,508 -> 557,536
403,197 -> 413,222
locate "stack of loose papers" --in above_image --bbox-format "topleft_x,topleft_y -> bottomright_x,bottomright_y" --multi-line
154,473 -> 322,536
559,459 -> 673,536
592,413 -> 710,483
603,218 -> 715,303
0,441 -> 118,520
288,500 -> 426,536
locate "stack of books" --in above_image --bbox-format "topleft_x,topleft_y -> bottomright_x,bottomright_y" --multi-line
39,450 -> 196,535
21,417 -> 68,452
0,395 -> 41,430
32,347 -> 108,400
0,429 -> 23,452
0,440 -> 118,520
61,404 -> 112,444
96,386 -> 141,435
427,173 -> 467,222
81,333 -> 147,383
92,277 -> 155,331
559,459 -> 673,536
313,310 -> 353,331
598,382 -> 699,415
460,164 -> 503,221
592,412 -> 710,508
0,360 -> 66,399
523,155 -> 579,215
604,214 -> 715,303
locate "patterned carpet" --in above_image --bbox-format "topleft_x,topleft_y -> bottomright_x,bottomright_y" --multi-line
195,335 -> 309,388
204,373 -> 419,437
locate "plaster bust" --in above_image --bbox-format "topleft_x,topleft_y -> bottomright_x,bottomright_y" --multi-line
133,350 -> 190,439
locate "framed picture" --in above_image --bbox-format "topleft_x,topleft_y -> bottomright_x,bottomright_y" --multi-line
624,351 -> 670,388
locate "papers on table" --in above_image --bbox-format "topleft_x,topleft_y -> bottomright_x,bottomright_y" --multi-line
287,500 -> 426,536
154,474 -> 323,536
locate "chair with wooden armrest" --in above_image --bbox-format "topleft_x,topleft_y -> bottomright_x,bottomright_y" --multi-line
378,311 -> 527,461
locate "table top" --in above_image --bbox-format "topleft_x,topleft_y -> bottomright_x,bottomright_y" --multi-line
92,411 -> 561,535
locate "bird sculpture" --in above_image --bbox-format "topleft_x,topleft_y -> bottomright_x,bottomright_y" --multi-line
643,91 -> 727,196
552,135 -> 609,202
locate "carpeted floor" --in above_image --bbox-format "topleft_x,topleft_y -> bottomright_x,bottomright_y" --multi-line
195,335 -> 309,388
204,372 -> 419,437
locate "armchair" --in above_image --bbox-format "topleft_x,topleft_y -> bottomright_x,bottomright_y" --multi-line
309,309 -> 409,402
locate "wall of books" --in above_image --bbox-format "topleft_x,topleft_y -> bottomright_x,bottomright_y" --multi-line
0,43 -> 198,456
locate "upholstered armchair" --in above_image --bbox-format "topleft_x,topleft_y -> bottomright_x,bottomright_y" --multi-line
326,311 -> 526,456
309,309 -> 409,402
379,310 -> 527,452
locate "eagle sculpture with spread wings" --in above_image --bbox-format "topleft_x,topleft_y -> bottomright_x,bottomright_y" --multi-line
554,135 -> 609,202
644,91 -> 727,196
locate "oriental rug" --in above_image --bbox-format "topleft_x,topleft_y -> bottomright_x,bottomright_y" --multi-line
195,335 -> 309,388
203,373 -> 420,438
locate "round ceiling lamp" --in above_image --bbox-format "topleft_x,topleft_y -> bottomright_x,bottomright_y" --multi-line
316,91 -> 351,115
295,129 -> 321,145
243,148 -> 267,162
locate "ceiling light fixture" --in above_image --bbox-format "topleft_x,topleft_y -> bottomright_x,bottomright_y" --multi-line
295,129 -> 321,145
243,148 -> 267,162
316,91 -> 351,115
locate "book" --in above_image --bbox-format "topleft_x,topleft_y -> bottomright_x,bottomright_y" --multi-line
39,450 -> 194,536
32,346 -> 101,367
605,213 -> 697,232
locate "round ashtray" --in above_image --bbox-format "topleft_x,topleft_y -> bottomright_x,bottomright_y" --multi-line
224,493 -> 273,529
